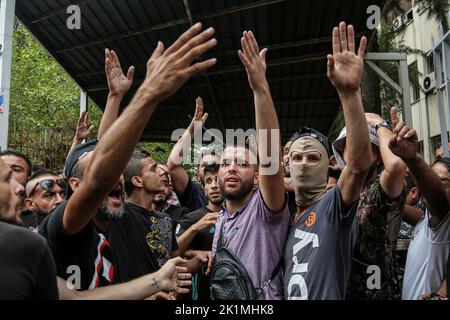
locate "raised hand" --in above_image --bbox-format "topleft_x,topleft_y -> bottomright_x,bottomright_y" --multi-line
105,49 -> 134,96
238,31 -> 268,92
138,23 -> 217,105
156,257 -> 192,294
327,22 -> 367,94
75,111 -> 94,141
192,212 -> 218,233
187,97 -> 209,136
388,107 -> 418,160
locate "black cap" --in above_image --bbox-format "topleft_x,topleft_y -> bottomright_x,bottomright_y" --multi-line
64,139 -> 97,198
289,127 -> 330,154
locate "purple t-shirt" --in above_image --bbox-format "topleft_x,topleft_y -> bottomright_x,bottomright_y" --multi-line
212,189 -> 290,300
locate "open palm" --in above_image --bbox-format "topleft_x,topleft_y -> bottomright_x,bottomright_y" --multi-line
327,22 -> 366,93
105,49 -> 134,96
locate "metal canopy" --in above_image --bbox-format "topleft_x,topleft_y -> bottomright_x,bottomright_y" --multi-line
14,0 -> 383,142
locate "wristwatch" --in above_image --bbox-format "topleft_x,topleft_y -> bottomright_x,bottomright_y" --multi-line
375,120 -> 392,131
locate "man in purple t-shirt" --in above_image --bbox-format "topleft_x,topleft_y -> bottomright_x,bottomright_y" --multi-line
211,31 -> 290,300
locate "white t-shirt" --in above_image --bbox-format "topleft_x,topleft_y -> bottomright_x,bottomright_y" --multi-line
402,209 -> 450,300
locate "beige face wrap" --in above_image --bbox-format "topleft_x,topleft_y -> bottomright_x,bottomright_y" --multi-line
289,136 -> 329,208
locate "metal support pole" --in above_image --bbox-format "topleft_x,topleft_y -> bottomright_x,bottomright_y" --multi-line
433,47 -> 449,157
398,59 -> 413,128
443,39 -> 450,157
364,52 -> 412,128
0,0 -> 16,151
79,89 -> 88,115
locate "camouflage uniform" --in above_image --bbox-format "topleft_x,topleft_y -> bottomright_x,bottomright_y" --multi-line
346,179 -> 406,300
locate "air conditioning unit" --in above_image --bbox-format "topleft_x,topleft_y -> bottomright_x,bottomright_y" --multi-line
393,15 -> 404,31
421,72 -> 436,94
402,9 -> 413,24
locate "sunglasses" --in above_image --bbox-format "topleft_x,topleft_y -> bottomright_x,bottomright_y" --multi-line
28,178 -> 67,197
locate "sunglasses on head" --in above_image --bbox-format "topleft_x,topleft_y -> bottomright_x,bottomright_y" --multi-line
28,178 -> 67,197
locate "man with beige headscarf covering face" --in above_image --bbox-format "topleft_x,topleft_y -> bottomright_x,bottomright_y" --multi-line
289,129 -> 329,208
283,21 -> 371,300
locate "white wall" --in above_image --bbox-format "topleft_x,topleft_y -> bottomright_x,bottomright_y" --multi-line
392,2 -> 449,163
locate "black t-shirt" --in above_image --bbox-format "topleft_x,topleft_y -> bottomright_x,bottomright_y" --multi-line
288,191 -> 297,216
164,204 -> 191,224
39,202 -> 114,290
0,221 -> 58,299
20,210 -> 48,230
177,177 -> 208,211
447,253 -> 450,297
176,206 -> 214,300
176,206 -> 215,251
107,202 -> 178,283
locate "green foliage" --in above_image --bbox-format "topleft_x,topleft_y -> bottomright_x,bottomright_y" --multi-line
415,0 -> 450,32
137,142 -> 174,164
9,22 -> 102,132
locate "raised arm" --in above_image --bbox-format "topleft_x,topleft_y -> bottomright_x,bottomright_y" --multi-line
329,22 -> 371,208
238,31 -> 285,212
366,109 -> 407,199
68,111 -> 94,154
58,257 -> 191,300
167,97 -> 208,196
388,111 -> 449,228
403,205 -> 424,226
97,49 -> 135,140
63,23 -> 217,235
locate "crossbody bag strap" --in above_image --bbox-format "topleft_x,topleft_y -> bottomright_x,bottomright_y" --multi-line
217,217 -> 226,248
256,222 -> 292,295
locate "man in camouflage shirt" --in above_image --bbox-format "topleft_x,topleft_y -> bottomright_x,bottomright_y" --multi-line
333,109 -> 407,300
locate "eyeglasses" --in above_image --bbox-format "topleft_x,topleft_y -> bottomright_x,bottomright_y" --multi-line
28,178 -> 67,197
289,127 -> 330,154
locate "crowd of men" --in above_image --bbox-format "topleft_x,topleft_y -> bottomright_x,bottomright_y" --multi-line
0,21 -> 449,300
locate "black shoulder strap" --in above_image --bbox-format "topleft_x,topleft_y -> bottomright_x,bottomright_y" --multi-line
257,223 -> 291,294
217,217 -> 226,248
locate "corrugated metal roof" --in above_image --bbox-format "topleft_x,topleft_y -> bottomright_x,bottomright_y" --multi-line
15,0 -> 383,141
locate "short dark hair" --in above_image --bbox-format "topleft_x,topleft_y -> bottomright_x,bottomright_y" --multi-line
223,141 -> 259,167
404,174 -> 417,192
70,161 -> 85,179
29,169 -> 57,181
432,156 -> 450,174
123,149 -> 152,197
0,149 -> 32,177
201,163 -> 219,186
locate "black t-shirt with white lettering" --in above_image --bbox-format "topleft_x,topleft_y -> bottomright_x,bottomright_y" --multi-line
107,202 -> 178,283
39,202 -> 114,290
0,221 -> 58,299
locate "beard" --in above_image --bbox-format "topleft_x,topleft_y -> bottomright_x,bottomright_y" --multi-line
209,195 -> 225,205
96,201 -> 126,221
34,207 -> 52,225
219,178 -> 254,201
153,196 -> 167,207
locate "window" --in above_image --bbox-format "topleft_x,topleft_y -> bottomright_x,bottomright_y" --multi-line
426,54 -> 434,74
409,61 -> 420,102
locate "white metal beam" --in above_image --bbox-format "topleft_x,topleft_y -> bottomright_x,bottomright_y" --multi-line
364,52 -> 412,128
80,89 -> 87,115
0,0 -> 16,151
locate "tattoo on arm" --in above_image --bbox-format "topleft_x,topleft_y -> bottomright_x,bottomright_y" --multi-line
151,277 -> 159,289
